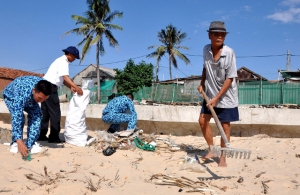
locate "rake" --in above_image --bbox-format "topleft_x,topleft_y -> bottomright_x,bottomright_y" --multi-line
201,90 -> 251,159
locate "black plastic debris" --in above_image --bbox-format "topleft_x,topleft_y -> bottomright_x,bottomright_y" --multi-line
102,146 -> 116,156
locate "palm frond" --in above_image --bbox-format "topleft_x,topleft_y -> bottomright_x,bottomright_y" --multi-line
104,11 -> 123,23
61,28 -> 83,38
77,37 -> 88,47
99,38 -> 105,56
91,34 -> 101,45
80,35 -> 94,63
104,23 -> 123,31
172,49 -> 191,65
170,54 -> 178,69
177,45 -> 189,50
95,22 -> 106,31
71,15 -> 91,25
104,30 -> 119,49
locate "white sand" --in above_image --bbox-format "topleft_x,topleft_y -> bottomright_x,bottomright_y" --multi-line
0,121 -> 299,194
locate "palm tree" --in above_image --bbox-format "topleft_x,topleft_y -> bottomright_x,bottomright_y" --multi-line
62,0 -> 123,104
147,24 -> 190,81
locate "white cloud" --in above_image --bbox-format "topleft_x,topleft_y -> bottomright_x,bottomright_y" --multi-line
243,5 -> 251,12
281,0 -> 300,6
201,21 -> 210,29
267,7 -> 300,23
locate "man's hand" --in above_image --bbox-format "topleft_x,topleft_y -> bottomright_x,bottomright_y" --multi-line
16,139 -> 29,157
75,86 -> 83,96
206,97 -> 218,108
71,86 -> 76,93
70,86 -> 83,95
197,85 -> 205,94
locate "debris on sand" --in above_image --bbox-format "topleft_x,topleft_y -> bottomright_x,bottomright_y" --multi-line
150,174 -> 214,193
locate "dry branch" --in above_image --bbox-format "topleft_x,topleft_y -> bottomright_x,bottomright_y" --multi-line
150,174 -> 213,193
256,171 -> 266,178
86,177 -> 97,192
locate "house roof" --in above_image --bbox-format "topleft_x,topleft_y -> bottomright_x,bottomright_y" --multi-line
0,67 -> 43,80
72,64 -> 116,80
91,64 -> 116,77
279,70 -> 300,82
237,66 -> 268,81
156,75 -> 202,84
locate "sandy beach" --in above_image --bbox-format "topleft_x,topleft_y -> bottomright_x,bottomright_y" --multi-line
0,121 -> 299,195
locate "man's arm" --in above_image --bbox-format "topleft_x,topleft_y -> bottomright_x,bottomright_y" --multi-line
63,75 -> 83,95
128,101 -> 137,116
10,98 -> 29,157
198,67 -> 206,93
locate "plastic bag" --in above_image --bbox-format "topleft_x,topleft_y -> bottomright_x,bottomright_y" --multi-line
180,155 -> 207,173
96,130 -> 116,143
64,90 -> 90,146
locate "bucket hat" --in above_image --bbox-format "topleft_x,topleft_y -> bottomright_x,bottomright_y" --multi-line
62,46 -> 80,59
207,21 -> 229,33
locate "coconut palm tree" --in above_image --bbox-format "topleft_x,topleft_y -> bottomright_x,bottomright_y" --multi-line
62,0 -> 123,104
147,24 -> 190,81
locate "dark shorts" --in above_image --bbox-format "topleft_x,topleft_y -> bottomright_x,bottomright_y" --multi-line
200,101 -> 239,122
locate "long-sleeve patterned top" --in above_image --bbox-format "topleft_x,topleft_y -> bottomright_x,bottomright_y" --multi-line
2,76 -> 43,141
102,95 -> 137,117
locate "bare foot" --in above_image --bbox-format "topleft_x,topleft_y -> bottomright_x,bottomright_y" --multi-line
218,156 -> 227,167
202,151 -> 218,160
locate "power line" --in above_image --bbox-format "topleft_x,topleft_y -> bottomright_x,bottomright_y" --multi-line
29,53 -> 299,72
237,54 -> 286,58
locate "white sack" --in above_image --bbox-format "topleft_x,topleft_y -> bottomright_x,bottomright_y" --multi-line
64,90 -> 90,146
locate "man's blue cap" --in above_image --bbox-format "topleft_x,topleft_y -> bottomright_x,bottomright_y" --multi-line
62,46 -> 80,59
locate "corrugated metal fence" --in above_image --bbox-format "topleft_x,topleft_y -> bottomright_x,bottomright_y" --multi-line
134,81 -> 300,105
238,81 -> 300,105
54,81 -> 299,105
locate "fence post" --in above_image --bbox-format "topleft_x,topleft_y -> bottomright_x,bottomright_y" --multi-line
154,83 -> 158,101
281,82 -> 284,104
260,77 -> 263,105
171,84 -> 175,103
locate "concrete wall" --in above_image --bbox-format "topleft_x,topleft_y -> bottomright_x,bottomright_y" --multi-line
0,100 -> 299,138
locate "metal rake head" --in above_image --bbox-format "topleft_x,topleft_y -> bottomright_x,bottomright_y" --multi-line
210,146 -> 252,159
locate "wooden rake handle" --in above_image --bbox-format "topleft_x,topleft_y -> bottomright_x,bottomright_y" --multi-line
200,90 -> 230,147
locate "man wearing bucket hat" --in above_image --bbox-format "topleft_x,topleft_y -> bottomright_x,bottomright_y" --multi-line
197,21 -> 239,167
38,46 -> 83,143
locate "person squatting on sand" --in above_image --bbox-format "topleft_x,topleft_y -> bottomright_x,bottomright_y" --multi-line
2,76 -> 52,158
38,46 -> 83,143
198,21 -> 239,167
102,93 -> 137,133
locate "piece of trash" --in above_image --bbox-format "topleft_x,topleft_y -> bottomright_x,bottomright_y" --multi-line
3,143 -> 10,146
86,137 -> 96,146
149,141 -> 156,147
237,176 -> 244,183
257,156 -> 263,160
180,156 -> 206,173
296,154 -> 300,158
102,146 -> 116,156
60,170 -> 66,172
22,152 -> 31,161
68,162 -> 71,166
171,146 -> 180,151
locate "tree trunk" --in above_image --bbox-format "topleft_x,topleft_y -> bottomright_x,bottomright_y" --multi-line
155,61 -> 159,82
96,43 -> 101,104
169,58 -> 172,79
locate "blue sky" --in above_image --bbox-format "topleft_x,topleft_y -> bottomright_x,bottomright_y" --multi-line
0,0 -> 299,81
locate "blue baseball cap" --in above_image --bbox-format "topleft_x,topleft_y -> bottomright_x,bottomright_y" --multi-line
62,46 -> 80,59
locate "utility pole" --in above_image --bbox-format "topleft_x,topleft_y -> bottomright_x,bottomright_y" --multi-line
286,50 -> 291,71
